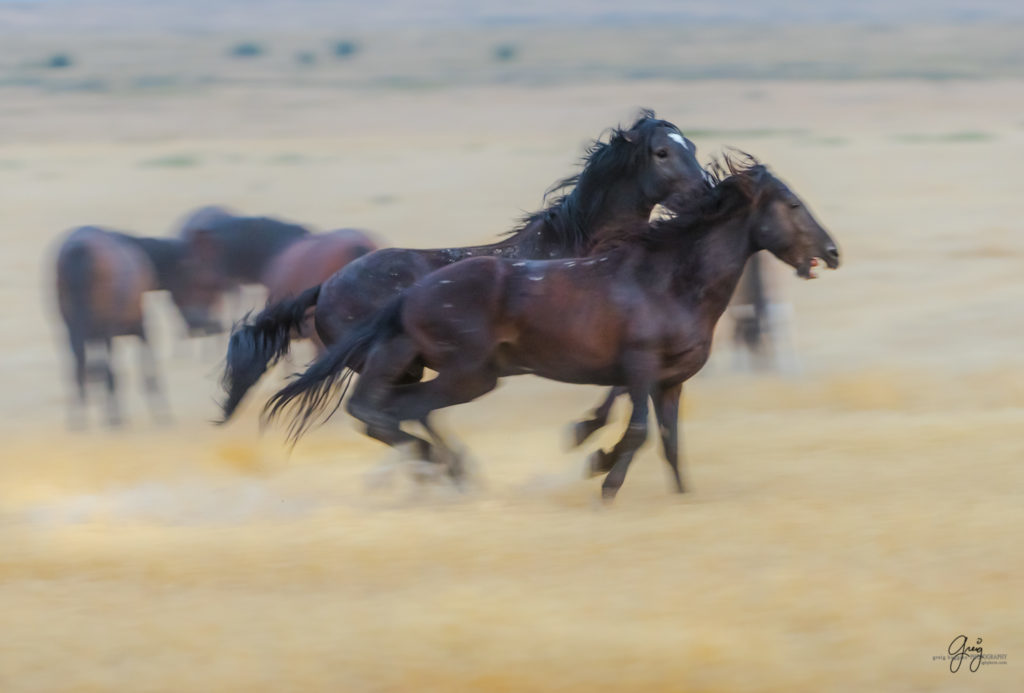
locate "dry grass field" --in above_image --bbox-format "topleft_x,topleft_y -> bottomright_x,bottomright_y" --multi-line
1,7 -> 1022,691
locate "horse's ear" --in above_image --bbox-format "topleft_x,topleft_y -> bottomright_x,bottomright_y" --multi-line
622,128 -> 639,144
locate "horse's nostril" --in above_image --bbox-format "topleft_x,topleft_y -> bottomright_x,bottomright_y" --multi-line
826,245 -> 839,259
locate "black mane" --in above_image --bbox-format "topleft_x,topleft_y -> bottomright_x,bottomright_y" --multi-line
505,109 -> 681,254
591,151 -> 775,253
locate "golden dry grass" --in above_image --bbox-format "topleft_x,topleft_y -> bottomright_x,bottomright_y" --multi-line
2,20 -> 1023,693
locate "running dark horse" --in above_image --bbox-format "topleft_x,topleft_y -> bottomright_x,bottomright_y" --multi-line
264,155 -> 840,499
219,111 -> 709,420
55,226 -> 224,427
261,229 -> 380,349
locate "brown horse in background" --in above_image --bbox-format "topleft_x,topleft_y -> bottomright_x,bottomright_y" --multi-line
264,156 -> 840,500
177,208 -> 379,343
55,226 -> 223,427
178,212 -> 312,288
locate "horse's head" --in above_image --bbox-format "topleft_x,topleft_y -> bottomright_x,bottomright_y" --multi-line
620,112 -> 709,209
172,230 -> 229,334
720,155 -> 840,279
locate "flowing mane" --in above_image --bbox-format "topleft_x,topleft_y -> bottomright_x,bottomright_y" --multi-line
590,151 -> 774,253
504,109 -> 683,254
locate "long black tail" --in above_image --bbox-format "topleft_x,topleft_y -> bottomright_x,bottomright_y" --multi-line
219,285 -> 321,421
263,293 -> 407,442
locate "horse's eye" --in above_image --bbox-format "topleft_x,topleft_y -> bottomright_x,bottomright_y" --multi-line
655,149 -> 668,159
789,202 -> 801,209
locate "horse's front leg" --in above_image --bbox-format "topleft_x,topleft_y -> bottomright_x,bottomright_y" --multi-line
652,382 -> 684,493
570,386 -> 626,447
597,382 -> 651,502
585,355 -> 655,501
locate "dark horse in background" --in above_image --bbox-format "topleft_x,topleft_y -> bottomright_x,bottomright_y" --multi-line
264,155 -> 840,499
219,111 -> 710,420
55,226 -> 223,427
178,213 -> 310,305
177,207 -> 378,342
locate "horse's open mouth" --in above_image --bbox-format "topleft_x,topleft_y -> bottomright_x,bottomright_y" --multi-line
798,255 -> 839,279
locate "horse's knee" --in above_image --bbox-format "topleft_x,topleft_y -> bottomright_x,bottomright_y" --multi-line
625,421 -> 647,438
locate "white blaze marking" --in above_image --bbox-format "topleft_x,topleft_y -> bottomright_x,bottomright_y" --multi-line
668,132 -> 689,151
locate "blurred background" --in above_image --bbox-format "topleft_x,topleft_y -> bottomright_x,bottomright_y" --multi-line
1,1 -> 1022,691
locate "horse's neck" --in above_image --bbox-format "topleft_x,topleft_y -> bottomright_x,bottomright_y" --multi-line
130,237 -> 182,290
673,213 -> 755,327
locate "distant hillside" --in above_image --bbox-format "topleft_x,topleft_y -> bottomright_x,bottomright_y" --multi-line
2,0 -> 1024,33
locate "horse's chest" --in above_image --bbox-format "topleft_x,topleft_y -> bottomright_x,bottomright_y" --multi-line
659,334 -> 712,382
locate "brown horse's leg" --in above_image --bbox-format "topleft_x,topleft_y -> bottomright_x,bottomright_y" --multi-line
597,390 -> 650,501
570,386 -> 625,447
67,329 -> 88,429
138,331 -> 172,425
347,335 -> 437,463
366,363 -> 499,481
383,364 -> 499,424
594,355 -> 656,501
417,417 -> 467,484
652,382 -> 684,493
102,337 -> 122,427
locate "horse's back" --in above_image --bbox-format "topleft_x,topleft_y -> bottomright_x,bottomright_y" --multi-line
56,227 -> 156,338
263,228 -> 379,303
188,216 -> 312,284
175,205 -> 236,239
315,245 -> 443,345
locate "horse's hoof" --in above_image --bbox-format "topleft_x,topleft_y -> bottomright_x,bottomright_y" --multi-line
445,452 -> 467,488
600,484 -> 620,503
409,460 -> 445,484
570,420 -> 598,448
586,450 -> 613,478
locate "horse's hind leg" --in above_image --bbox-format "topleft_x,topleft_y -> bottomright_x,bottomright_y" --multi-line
138,330 -> 172,424
374,363 -> 500,479
347,335 -> 437,466
419,416 -> 468,485
67,330 -> 88,429
569,386 -> 625,448
101,337 -> 122,427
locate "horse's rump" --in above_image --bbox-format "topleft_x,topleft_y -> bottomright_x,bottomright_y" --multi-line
263,229 -> 379,304
56,228 -> 156,339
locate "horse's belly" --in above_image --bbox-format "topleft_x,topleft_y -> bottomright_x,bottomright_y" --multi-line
88,242 -> 154,336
